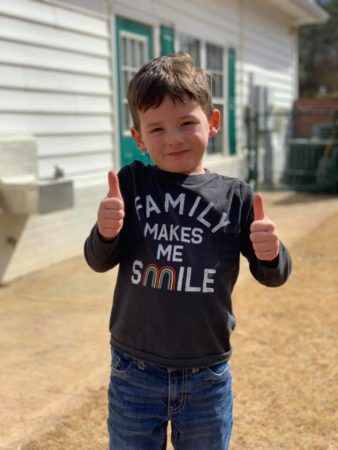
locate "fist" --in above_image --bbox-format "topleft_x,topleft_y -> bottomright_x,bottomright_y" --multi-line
250,193 -> 279,261
97,171 -> 125,240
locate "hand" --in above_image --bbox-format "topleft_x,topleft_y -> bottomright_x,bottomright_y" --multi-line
97,171 -> 125,240
250,193 -> 279,261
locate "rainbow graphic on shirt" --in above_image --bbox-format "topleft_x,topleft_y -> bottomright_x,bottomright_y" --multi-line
142,264 -> 176,290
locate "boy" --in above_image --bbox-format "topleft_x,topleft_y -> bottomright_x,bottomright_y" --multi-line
84,53 -> 292,450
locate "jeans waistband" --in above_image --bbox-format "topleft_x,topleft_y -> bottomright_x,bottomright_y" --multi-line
113,346 -> 226,374
132,356 -> 206,374
118,350 -> 203,373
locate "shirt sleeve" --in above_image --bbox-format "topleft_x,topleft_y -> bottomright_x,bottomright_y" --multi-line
240,183 -> 292,287
84,224 -> 120,272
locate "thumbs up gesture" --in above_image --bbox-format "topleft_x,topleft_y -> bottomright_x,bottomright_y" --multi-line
250,193 -> 280,261
97,171 -> 125,240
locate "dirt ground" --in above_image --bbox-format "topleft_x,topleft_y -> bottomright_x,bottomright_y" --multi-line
25,212 -> 338,450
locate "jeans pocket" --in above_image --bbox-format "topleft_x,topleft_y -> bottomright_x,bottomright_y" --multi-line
111,347 -> 134,376
204,361 -> 231,381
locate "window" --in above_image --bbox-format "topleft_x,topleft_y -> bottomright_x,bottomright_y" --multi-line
120,33 -> 148,134
206,43 -> 223,98
178,35 -> 226,155
179,34 -> 201,67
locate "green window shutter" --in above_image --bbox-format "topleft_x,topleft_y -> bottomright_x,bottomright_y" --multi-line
228,48 -> 236,155
160,25 -> 175,56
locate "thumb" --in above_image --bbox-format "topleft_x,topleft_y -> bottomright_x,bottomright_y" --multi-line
107,171 -> 122,198
253,193 -> 266,221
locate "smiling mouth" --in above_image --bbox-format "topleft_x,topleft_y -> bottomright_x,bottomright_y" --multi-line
167,149 -> 190,156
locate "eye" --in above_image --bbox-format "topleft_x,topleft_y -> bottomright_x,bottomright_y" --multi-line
151,127 -> 164,133
182,121 -> 196,127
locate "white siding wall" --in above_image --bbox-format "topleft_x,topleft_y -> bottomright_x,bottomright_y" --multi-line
0,0 -> 114,182
241,0 -> 297,108
0,0 -> 114,283
240,0 -> 298,183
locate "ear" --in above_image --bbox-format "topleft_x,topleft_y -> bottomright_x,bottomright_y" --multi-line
131,127 -> 147,152
208,109 -> 221,137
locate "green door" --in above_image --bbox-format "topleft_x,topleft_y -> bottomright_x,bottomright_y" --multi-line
116,17 -> 153,166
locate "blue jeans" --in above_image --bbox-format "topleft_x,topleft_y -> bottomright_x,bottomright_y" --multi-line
107,347 -> 233,450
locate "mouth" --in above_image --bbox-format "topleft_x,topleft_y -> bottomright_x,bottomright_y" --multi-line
166,149 -> 190,156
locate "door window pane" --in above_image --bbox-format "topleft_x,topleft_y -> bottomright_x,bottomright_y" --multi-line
122,101 -> 132,132
122,36 -> 128,66
135,40 -> 143,67
126,38 -> 132,67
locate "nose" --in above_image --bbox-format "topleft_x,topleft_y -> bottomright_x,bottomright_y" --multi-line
167,128 -> 184,147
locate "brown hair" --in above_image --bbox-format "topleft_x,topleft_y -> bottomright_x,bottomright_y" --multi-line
127,52 -> 213,130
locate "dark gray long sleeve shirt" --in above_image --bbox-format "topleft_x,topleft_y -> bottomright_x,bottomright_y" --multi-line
84,161 -> 292,368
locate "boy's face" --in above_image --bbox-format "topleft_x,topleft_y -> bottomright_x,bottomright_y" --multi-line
131,96 -> 220,175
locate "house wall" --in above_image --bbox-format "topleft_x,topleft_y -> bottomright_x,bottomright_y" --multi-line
0,0 -> 299,283
241,0 -> 298,108
0,0 -> 114,283
240,0 -> 298,184
0,0 -> 114,182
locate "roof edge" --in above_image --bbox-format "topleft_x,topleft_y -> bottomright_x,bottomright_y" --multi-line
267,0 -> 330,25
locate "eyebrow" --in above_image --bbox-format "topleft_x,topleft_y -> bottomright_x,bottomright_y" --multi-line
146,122 -> 162,129
146,115 -> 196,129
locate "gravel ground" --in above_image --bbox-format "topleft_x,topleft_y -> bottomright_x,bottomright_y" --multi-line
26,212 -> 338,450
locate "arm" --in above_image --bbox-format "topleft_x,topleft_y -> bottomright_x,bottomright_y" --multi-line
84,224 -> 121,272
240,185 -> 292,287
